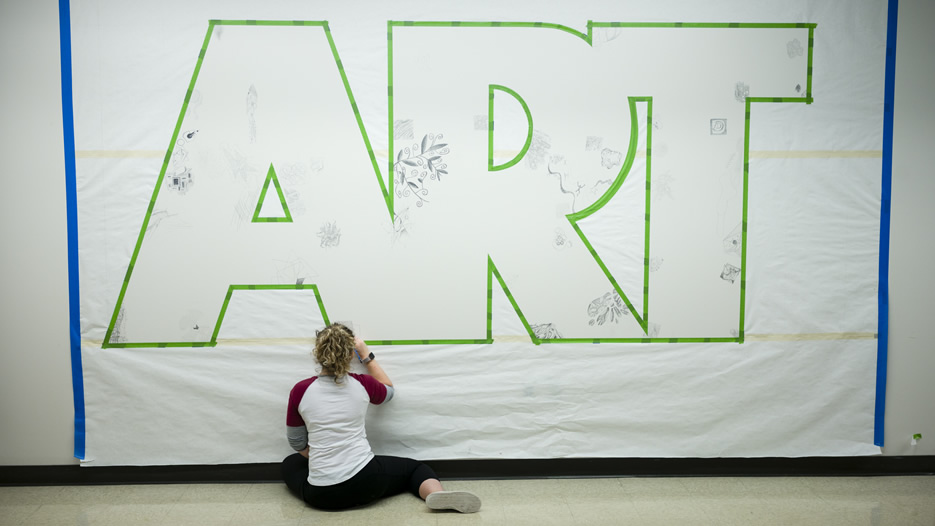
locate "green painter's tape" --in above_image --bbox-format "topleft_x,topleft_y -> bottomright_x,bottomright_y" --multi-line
105,19 -> 815,348
565,97 -> 650,334
489,256 -> 540,344
487,85 -> 534,172
252,164 -> 293,223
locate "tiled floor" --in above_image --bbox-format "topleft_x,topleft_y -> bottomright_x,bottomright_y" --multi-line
1,476 -> 932,525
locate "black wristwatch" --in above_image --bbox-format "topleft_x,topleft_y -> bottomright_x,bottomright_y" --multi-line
361,352 -> 375,364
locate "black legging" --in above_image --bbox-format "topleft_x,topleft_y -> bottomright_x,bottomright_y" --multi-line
281,453 -> 438,510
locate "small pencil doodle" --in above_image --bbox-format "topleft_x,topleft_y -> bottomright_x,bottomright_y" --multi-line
547,160 -> 585,212
223,147 -> 258,182
284,188 -> 305,217
710,119 -> 727,135
647,323 -> 661,338
730,328 -> 740,338
594,27 -> 622,44
653,172 -> 675,201
795,84 -> 802,93
588,290 -> 628,326
395,133 -> 449,208
186,90 -> 202,119
170,129 -> 197,176
723,223 -> 743,255
178,310 -> 203,338
473,114 -> 487,131
600,148 -> 622,169
648,257 -> 664,272
525,130 -> 551,170
247,84 -> 258,143
735,82 -> 750,103
530,323 -> 562,340
552,228 -> 573,250
317,221 -> 341,248
145,209 -> 177,232
787,38 -> 804,58
592,178 -> 613,193
585,136 -> 603,151
720,263 -> 741,283
394,119 -> 414,140
273,252 -> 318,284
110,307 -> 127,343
231,196 -> 252,227
392,207 -> 412,242
166,167 -> 193,193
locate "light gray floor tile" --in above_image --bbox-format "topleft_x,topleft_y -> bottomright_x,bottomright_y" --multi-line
1,475 -> 932,525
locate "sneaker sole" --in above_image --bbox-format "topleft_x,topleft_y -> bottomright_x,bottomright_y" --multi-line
426,491 -> 482,513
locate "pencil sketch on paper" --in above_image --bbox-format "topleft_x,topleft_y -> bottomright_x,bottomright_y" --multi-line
653,171 -> 675,201
649,256 -> 664,272
547,158 -> 585,212
247,84 -> 258,143
391,207 -> 412,242
166,168 -> 193,193
552,228 -> 573,250
787,38 -> 804,58
178,310 -> 203,339
723,223 -> 743,255
531,323 -> 562,340
394,133 -> 449,208
166,129 -> 198,194
273,252 -> 318,285
318,221 -> 341,248
588,290 -> 628,326
110,307 -> 127,344
720,263 -> 741,283
395,119 -> 414,140
710,119 -> 727,135
585,136 -> 603,151
277,163 -> 310,217
524,130 -> 551,170
600,148 -> 622,169
735,82 -> 750,103
223,146 -> 259,183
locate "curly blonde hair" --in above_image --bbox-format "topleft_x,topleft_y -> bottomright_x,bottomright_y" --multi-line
313,323 -> 355,382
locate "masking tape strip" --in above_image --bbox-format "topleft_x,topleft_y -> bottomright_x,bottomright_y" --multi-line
73,149 -> 882,160
75,150 -> 164,158
744,332 -> 877,342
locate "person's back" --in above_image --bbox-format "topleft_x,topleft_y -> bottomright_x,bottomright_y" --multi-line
281,323 -> 480,513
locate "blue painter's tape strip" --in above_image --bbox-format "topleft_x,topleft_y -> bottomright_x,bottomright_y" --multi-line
59,0 -> 85,460
875,0 -> 898,448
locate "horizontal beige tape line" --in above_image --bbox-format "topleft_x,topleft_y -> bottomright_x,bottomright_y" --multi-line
744,332 -> 876,342
76,149 -> 883,160
76,150 -> 164,158
750,150 -> 882,158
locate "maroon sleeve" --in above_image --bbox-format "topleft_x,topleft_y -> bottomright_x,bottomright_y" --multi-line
348,373 -> 388,404
287,377 -> 317,426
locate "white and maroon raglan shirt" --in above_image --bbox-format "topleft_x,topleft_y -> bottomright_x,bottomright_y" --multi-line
286,374 -> 395,486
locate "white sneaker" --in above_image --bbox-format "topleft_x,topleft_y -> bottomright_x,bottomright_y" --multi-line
426,491 -> 482,513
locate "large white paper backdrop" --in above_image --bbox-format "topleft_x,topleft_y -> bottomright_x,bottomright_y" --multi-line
72,0 -> 885,464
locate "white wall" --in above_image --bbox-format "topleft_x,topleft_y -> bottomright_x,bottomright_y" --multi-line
884,0 -> 935,456
0,0 -> 931,465
0,0 -> 76,465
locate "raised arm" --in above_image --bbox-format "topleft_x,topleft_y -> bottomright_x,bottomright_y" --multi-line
355,337 -> 393,387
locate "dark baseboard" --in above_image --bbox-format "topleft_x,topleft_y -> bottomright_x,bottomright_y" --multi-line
2,456 -> 933,486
